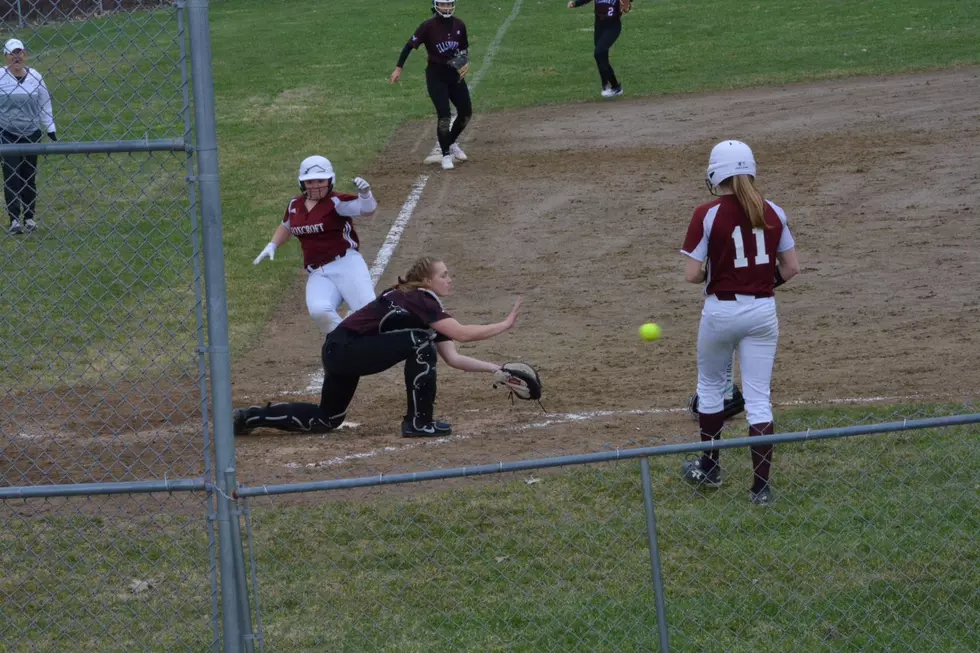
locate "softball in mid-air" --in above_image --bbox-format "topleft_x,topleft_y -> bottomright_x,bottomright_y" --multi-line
639,322 -> 662,342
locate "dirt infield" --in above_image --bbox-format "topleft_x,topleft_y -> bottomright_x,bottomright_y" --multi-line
225,67 -> 980,484
5,68 -> 978,489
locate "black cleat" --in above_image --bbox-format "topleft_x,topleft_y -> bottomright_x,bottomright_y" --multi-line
749,485 -> 774,505
233,405 -> 264,436
401,419 -> 452,438
682,457 -> 723,488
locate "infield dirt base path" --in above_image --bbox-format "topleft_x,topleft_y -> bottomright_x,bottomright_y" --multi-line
230,67 -> 980,485
14,68 -> 977,491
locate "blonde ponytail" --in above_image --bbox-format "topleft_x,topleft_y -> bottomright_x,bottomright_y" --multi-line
731,174 -> 768,230
395,256 -> 442,292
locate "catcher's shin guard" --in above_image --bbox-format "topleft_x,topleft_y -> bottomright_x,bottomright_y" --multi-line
687,385 -> 745,421
233,402 -> 337,435
404,334 -> 438,430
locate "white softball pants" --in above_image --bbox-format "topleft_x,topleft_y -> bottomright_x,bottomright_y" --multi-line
305,249 -> 375,334
697,295 -> 779,424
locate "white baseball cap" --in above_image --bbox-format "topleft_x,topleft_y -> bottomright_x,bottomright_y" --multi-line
4,39 -> 25,55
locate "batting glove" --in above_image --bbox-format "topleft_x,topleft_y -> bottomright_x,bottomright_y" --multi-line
353,177 -> 372,195
253,242 -> 277,265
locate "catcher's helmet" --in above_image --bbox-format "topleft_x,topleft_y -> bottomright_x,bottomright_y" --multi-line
433,0 -> 456,18
705,140 -> 756,192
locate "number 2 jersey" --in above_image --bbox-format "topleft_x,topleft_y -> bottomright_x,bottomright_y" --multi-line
680,195 -> 795,297
572,0 -> 624,21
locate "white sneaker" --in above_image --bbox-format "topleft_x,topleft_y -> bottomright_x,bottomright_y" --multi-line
441,155 -> 454,170
8,219 -> 23,235
601,87 -> 614,98
423,152 -> 443,165
24,218 -> 36,233
450,143 -> 467,162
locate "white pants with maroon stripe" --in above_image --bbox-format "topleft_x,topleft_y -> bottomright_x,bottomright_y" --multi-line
697,294 -> 779,424
305,249 -> 375,334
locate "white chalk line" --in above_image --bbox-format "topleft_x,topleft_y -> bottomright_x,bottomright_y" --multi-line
286,433 -> 473,469
304,0 -> 525,393
280,394 -> 936,469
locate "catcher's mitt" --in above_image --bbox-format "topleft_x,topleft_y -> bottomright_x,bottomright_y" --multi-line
449,52 -> 469,71
493,362 -> 542,401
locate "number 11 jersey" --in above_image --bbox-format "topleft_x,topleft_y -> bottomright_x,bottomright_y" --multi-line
681,195 -> 795,297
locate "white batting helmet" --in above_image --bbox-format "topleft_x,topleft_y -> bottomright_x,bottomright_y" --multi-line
298,155 -> 335,183
433,0 -> 456,18
705,140 -> 756,190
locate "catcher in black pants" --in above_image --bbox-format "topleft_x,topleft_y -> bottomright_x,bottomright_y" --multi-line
234,256 -> 531,438
568,0 -> 631,97
391,0 -> 472,170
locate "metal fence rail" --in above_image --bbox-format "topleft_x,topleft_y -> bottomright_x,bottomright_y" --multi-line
236,415 -> 980,652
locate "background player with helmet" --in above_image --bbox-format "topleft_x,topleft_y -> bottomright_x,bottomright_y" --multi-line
390,0 -> 472,170
679,139 -> 800,505
252,155 -> 377,335
233,256 -> 540,438
568,0 -> 632,98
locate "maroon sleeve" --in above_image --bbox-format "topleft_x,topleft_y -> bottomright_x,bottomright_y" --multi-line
282,197 -> 299,225
681,207 -> 707,257
414,292 -> 452,325
333,192 -> 358,202
423,294 -> 453,342
410,20 -> 428,49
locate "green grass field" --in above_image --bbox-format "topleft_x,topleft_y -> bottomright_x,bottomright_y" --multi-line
1,0 -> 979,650
1,0 -> 978,386
2,408 -> 977,651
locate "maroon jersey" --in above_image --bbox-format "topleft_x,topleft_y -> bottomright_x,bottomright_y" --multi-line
574,0 -> 623,21
409,16 -> 468,66
282,193 -> 362,268
681,195 -> 795,297
341,287 -> 452,341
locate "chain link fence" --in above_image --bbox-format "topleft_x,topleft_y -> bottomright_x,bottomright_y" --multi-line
0,1 -> 237,650
2,1 -> 172,28
1,1 -> 978,651
236,409 -> 980,652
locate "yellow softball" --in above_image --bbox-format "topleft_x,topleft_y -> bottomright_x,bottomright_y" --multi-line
639,323 -> 662,342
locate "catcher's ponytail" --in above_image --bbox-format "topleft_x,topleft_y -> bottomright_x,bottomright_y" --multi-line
731,174 -> 768,230
395,256 -> 442,292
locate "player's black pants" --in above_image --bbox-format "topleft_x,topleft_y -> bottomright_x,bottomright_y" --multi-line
244,328 -> 438,434
426,63 -> 472,156
594,19 -> 622,90
1,129 -> 41,225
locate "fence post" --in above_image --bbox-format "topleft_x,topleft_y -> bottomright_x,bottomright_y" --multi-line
16,0 -> 24,27
640,457 -> 671,653
226,470 -> 256,653
185,0 -> 244,651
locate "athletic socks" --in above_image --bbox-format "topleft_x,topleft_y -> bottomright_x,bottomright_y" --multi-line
698,411 -> 725,472
749,422 -> 774,492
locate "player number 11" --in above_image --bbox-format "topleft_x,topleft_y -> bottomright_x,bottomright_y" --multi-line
732,227 -> 770,268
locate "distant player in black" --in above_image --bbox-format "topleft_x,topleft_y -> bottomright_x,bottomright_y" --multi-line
391,0 -> 472,170
568,0 -> 631,98
233,256 -> 523,438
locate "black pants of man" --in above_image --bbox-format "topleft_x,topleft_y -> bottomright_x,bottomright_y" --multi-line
594,19 -> 622,90
426,63 -> 472,156
1,129 -> 42,225
241,328 -> 438,434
